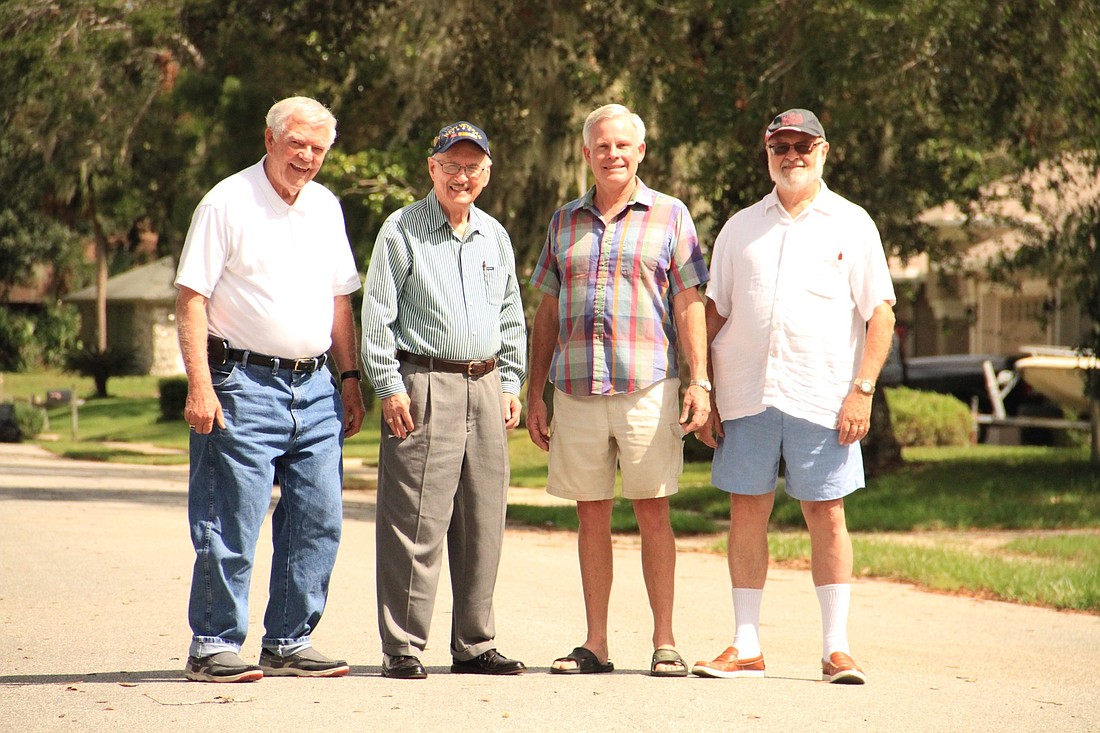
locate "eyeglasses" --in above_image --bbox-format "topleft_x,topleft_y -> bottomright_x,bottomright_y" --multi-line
433,158 -> 486,177
767,141 -> 823,156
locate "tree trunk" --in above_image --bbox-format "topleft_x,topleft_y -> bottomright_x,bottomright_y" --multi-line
863,388 -> 903,477
88,177 -> 109,352
1090,400 -> 1099,466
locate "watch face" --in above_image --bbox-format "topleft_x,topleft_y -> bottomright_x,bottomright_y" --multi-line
858,380 -> 874,394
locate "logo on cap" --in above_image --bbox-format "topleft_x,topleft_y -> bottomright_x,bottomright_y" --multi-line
779,111 -> 807,126
431,121 -> 491,157
765,108 -> 826,140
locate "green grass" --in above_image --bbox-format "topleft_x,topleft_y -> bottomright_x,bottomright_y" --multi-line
751,529 -> 1100,613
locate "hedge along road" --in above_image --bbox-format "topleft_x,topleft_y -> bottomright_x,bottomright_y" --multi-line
0,443 -> 1097,733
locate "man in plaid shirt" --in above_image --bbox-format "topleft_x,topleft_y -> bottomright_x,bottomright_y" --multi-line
527,104 -> 710,677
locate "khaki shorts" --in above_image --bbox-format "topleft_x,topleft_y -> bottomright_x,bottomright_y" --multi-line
546,378 -> 685,501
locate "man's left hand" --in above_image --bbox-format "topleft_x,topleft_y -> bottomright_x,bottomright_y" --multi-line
679,384 -> 711,434
836,392 -> 872,445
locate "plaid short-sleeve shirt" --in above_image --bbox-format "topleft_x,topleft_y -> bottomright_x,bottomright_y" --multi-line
530,179 -> 708,396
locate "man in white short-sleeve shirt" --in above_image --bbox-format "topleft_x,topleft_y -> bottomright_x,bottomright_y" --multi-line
694,109 -> 896,685
175,96 -> 364,684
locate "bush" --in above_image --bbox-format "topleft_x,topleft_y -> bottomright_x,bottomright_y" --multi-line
885,386 -> 972,447
0,309 -> 29,372
64,345 -> 139,398
13,402 -> 46,438
158,377 -> 189,421
25,305 -> 81,368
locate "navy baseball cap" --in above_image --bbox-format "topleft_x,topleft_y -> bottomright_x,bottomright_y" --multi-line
431,121 -> 491,158
764,109 -> 826,140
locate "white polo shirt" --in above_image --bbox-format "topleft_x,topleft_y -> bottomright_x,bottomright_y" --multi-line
175,158 -> 361,358
707,181 -> 896,428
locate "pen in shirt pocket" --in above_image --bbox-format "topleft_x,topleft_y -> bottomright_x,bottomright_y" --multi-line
482,260 -> 495,271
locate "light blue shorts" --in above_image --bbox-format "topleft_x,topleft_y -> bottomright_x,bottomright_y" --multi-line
711,407 -> 864,502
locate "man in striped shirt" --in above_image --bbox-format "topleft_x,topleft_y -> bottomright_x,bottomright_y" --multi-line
527,104 -> 710,677
360,121 -> 527,679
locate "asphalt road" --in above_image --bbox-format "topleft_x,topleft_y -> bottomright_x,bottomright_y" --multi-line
1,443 -> 1097,732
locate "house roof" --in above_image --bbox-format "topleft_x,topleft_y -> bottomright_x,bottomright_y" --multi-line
889,156 -> 1099,281
65,256 -> 178,304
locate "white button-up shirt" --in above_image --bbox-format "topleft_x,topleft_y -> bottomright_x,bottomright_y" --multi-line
707,181 -> 896,428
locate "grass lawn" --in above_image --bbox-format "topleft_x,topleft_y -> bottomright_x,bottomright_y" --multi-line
4,369 -> 1099,612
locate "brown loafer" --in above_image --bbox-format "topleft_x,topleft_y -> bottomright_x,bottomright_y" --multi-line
691,646 -> 765,679
822,651 -> 866,684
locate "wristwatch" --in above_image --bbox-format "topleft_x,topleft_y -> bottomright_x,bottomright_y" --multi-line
689,378 -> 713,393
854,378 -> 875,396
340,369 -> 362,381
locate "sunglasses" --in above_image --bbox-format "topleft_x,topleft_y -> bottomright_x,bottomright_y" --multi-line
767,141 -> 823,156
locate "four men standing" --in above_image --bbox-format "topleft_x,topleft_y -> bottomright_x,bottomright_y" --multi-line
178,97 -> 889,684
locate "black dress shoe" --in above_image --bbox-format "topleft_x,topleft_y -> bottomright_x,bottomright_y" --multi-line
450,649 -> 526,675
381,654 -> 427,679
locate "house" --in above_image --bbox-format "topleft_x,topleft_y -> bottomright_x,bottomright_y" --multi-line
65,256 -> 184,376
889,159 -> 1096,360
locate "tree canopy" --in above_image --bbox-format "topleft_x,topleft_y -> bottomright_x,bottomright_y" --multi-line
3,0 -> 1098,327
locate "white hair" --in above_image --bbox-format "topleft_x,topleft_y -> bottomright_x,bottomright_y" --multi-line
266,97 -> 337,147
582,104 -> 646,147
585,102 -> 642,147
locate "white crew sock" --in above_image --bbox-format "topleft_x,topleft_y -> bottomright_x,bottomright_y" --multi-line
731,588 -> 764,657
816,583 -> 851,658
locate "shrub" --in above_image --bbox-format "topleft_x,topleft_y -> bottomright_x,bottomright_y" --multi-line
64,346 -> 139,398
0,309 -> 29,372
13,402 -> 46,438
885,386 -> 972,447
25,305 -> 81,368
158,377 -> 189,421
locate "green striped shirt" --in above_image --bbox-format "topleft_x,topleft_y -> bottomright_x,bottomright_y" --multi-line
360,192 -> 526,398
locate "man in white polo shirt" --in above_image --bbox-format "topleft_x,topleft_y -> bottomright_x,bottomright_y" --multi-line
694,109 -> 895,685
175,96 -> 364,683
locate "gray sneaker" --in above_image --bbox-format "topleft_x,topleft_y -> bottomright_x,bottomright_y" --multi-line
185,651 -> 264,683
259,646 -> 350,677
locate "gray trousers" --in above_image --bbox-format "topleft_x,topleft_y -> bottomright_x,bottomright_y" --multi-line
375,361 -> 510,660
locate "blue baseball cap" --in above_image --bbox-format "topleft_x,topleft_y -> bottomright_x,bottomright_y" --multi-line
431,121 -> 491,158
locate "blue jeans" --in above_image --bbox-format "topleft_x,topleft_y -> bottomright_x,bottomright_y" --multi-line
187,360 -> 344,658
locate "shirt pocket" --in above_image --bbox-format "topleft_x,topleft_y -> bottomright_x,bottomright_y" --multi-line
481,262 -> 506,307
804,259 -> 850,301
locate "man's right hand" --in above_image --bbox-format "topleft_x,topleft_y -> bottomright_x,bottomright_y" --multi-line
696,402 -> 724,449
381,393 -> 414,439
526,398 -> 551,452
185,385 -> 226,435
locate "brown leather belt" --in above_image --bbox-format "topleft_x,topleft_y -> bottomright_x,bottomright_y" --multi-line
396,350 -> 497,376
208,336 -> 328,373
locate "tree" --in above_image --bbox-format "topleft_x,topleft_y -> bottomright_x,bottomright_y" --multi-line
0,0 -> 195,353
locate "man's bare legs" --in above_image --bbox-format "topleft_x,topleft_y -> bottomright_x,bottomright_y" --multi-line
551,496 -> 682,672
552,499 -> 613,670
800,498 -> 852,585
633,496 -> 682,672
802,498 -> 857,663
727,492 -> 775,588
